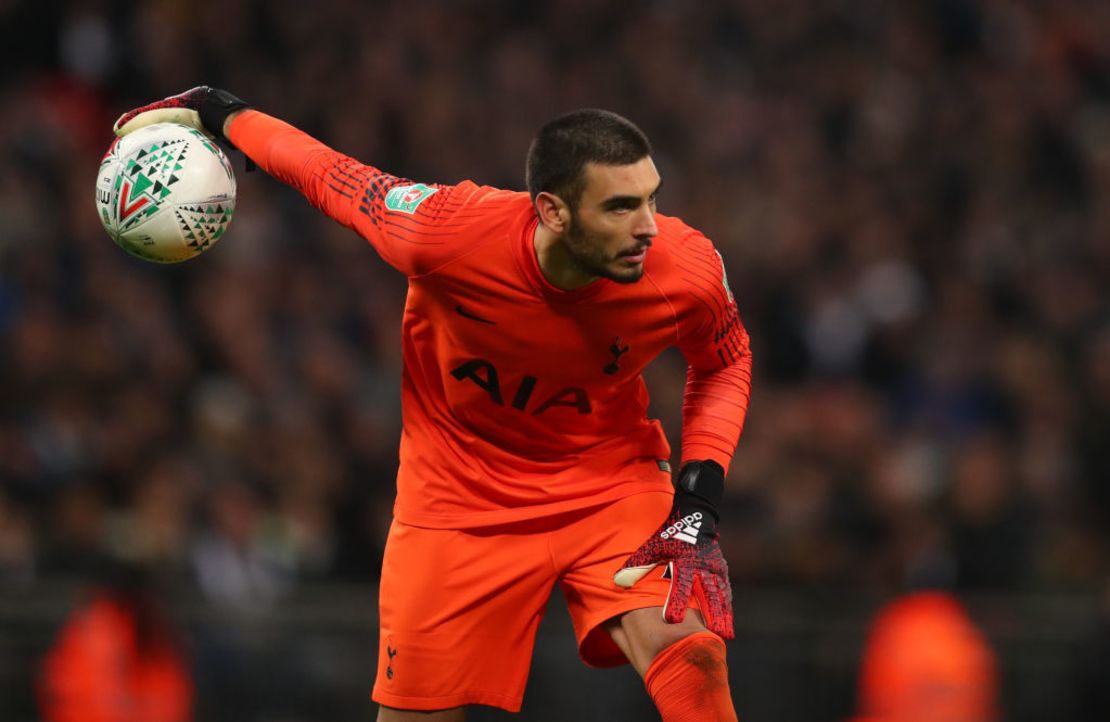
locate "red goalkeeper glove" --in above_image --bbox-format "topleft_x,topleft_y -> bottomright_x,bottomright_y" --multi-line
113,86 -> 249,141
613,460 -> 734,640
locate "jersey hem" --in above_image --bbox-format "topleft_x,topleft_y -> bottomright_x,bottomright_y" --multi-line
393,479 -> 673,529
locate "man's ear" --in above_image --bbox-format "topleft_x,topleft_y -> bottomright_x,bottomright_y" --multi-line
535,191 -> 570,233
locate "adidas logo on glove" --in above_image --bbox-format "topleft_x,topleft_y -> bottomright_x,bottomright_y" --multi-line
660,512 -> 703,544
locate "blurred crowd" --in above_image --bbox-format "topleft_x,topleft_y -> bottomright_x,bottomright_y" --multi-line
1,0 -> 1109,614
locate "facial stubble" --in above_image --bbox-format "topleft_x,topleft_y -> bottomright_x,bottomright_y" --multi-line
564,211 -> 645,285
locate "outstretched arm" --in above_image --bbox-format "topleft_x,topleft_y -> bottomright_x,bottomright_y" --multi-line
113,87 -> 475,277
224,109 -> 439,273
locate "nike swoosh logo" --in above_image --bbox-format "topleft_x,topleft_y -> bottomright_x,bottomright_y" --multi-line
454,304 -> 496,325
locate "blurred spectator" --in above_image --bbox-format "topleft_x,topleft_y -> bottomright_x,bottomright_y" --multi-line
946,433 -> 1034,589
1069,579 -> 1110,722
188,479 -> 292,611
0,489 -> 34,585
850,591 -> 999,722
37,561 -> 193,722
38,480 -> 107,577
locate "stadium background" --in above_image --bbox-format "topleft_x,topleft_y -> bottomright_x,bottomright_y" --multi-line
2,0 -> 1110,720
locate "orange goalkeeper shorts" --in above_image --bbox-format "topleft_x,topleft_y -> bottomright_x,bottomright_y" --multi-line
371,490 -> 692,712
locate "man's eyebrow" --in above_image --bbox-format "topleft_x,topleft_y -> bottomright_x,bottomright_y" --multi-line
599,180 -> 664,208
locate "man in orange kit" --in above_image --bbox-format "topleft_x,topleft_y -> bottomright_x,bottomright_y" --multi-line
38,563 -> 193,722
113,87 -> 753,721
851,592 -> 998,722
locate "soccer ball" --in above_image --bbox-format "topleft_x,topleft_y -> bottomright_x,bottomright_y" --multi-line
95,122 -> 236,263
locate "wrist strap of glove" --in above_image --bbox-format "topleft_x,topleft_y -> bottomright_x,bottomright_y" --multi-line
675,460 -> 724,524
198,87 -> 251,142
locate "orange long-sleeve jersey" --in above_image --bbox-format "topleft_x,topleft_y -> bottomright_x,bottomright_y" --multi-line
228,111 -> 753,528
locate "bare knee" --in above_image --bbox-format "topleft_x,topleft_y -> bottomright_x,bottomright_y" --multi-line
377,705 -> 465,722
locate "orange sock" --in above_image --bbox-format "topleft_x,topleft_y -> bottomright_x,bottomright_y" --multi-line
644,632 -> 738,722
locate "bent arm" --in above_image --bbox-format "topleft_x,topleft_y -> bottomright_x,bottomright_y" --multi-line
673,235 -> 753,472
681,328 -> 752,471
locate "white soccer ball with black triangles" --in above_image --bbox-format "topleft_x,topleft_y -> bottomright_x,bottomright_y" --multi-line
95,122 -> 236,263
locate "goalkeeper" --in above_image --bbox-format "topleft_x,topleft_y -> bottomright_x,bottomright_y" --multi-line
115,88 -> 753,721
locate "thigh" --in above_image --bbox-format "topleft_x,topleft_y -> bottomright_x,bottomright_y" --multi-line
372,519 -> 556,713
554,491 -> 703,668
604,606 -> 708,677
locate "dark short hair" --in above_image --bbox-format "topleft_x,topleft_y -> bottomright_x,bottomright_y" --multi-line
526,109 -> 652,208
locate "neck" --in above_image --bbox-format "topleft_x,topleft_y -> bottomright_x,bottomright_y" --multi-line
533,222 -> 596,291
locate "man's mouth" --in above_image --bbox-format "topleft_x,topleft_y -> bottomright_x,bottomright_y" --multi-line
619,243 -> 651,263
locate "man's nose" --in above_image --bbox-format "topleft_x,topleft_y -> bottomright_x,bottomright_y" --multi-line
634,205 -> 658,239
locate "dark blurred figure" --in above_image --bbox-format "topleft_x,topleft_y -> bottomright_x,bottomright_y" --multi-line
1068,579 -> 1110,722
37,560 -> 193,722
850,591 -> 998,722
